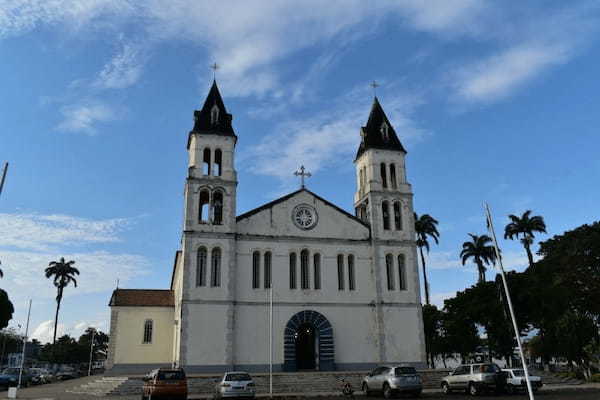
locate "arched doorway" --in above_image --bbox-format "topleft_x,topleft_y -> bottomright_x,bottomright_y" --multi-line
283,310 -> 334,372
295,323 -> 316,370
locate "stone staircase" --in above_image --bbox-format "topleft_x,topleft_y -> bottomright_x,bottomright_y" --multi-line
68,370 -> 451,397
530,369 -> 583,385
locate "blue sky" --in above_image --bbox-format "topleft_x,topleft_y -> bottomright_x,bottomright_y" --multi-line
1,1 -> 599,343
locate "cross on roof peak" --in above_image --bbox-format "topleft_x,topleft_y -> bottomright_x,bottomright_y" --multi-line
293,165 -> 312,189
370,80 -> 379,97
211,62 -> 220,80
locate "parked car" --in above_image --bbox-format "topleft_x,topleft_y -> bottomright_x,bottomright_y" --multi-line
362,365 -> 422,398
142,368 -> 187,400
0,368 -> 32,388
55,369 -> 79,381
215,371 -> 256,398
441,363 -> 507,396
29,368 -> 54,385
502,368 -> 542,394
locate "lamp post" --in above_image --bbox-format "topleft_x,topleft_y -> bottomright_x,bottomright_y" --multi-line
88,329 -> 96,376
18,300 -> 32,389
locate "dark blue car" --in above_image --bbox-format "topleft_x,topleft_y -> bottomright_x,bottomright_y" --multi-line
0,368 -> 32,388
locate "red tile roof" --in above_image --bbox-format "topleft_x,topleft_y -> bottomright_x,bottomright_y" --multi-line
109,289 -> 174,307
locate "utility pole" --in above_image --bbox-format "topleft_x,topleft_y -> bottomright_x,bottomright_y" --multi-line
0,162 -> 8,199
18,300 -> 32,389
88,329 -> 96,376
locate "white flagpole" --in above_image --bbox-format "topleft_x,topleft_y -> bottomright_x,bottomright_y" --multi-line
18,299 -> 32,389
0,162 -> 8,199
88,329 -> 96,376
269,284 -> 273,397
484,203 -> 534,400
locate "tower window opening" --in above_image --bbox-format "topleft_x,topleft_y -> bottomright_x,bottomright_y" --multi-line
394,201 -> 402,231
390,164 -> 397,189
212,191 -> 223,225
264,252 -> 272,289
300,249 -> 310,289
385,254 -> 395,290
199,189 -> 210,223
337,254 -> 345,291
382,201 -> 390,230
252,251 -> 260,289
211,104 -> 220,125
381,122 -> 389,142
313,253 -> 321,290
211,248 -> 221,287
214,149 -> 222,176
398,254 -> 407,290
380,163 -> 387,188
203,148 -> 211,176
289,252 -> 297,289
196,247 -> 207,287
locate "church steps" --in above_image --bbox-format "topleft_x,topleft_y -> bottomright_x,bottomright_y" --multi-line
68,370 -> 450,396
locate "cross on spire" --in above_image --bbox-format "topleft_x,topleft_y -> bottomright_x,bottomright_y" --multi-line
294,165 -> 312,189
370,80 -> 379,97
211,62 -> 220,80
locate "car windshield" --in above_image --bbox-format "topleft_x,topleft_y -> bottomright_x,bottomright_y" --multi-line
395,367 -> 416,375
225,373 -> 252,381
157,370 -> 185,380
512,369 -> 525,376
479,364 -> 500,373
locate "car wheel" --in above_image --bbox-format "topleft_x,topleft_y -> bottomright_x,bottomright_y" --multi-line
442,383 -> 451,395
383,383 -> 393,399
362,382 -> 371,396
468,383 -> 479,396
412,389 -> 422,398
506,384 -> 514,395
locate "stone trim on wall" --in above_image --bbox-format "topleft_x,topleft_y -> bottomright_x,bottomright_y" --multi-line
181,299 -> 420,308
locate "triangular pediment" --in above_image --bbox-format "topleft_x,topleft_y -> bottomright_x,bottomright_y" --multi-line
236,189 -> 370,240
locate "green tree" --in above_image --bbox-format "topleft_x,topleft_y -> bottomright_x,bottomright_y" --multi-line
45,257 -> 79,346
504,210 -> 547,268
0,290 -> 14,330
422,304 -> 443,368
460,234 -> 497,284
442,296 -> 480,363
414,213 -> 440,305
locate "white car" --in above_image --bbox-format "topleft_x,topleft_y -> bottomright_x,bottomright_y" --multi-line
502,368 -> 542,394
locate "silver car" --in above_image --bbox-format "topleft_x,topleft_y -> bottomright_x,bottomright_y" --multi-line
441,363 -> 506,395
362,365 -> 422,398
215,372 -> 256,398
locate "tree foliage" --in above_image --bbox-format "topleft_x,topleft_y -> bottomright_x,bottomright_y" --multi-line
45,257 -> 79,346
460,233 -> 497,283
414,213 -> 440,305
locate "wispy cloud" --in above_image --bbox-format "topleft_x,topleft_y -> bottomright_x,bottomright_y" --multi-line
244,84 -> 426,190
32,317 -> 108,343
0,213 -> 131,251
55,102 -> 117,134
94,41 -> 145,89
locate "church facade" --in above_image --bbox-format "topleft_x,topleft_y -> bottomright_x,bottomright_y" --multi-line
106,82 -> 426,374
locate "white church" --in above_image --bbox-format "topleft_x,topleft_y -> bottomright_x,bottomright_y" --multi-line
106,81 -> 426,374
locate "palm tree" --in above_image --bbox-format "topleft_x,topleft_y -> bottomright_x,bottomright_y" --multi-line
45,257 -> 79,345
414,213 -> 440,305
460,234 -> 497,284
504,210 -> 547,268
0,260 -> 3,278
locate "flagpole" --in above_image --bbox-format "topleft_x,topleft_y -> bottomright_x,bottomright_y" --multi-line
18,299 -> 32,389
0,162 -> 8,199
88,329 -> 96,376
485,203 -> 534,400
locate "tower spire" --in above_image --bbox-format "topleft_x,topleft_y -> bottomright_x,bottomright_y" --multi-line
355,97 -> 406,160
191,80 -> 236,139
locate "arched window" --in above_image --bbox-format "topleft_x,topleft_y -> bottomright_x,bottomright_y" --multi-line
264,252 -> 272,289
348,254 -> 356,291
212,191 -> 223,225
196,247 -> 207,287
359,167 -> 365,195
337,254 -> 345,291
143,319 -> 153,344
361,167 -> 367,195
211,248 -> 221,287
386,254 -> 395,290
381,122 -> 389,141
313,253 -> 321,290
211,104 -> 219,125
199,189 -> 210,223
398,254 -> 407,290
382,201 -> 390,230
214,149 -> 222,176
380,163 -> 387,188
203,148 -> 211,176
390,164 -> 397,189
252,251 -> 260,289
394,201 -> 402,231
289,252 -> 297,289
300,249 -> 310,289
